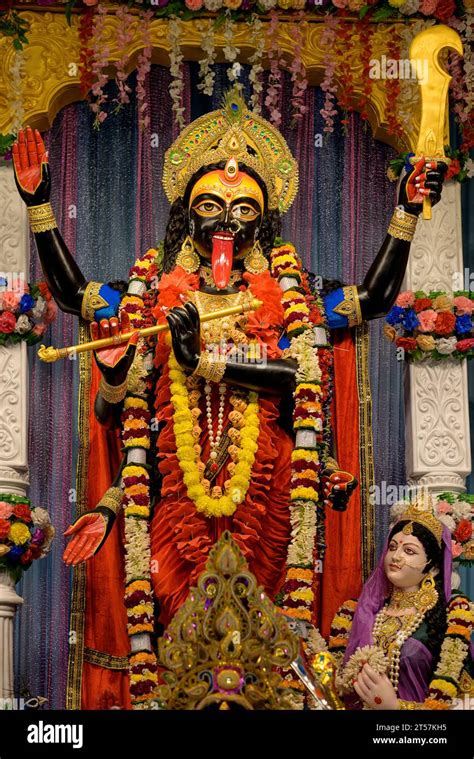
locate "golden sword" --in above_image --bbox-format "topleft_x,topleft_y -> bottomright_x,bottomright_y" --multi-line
409,25 -> 463,220
37,298 -> 263,363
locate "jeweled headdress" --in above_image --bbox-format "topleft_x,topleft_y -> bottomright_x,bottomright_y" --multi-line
399,493 -> 443,547
157,531 -> 299,710
162,88 -> 299,213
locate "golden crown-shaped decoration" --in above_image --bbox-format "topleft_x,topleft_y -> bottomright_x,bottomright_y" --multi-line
157,531 -> 299,710
162,88 -> 299,214
399,492 -> 444,547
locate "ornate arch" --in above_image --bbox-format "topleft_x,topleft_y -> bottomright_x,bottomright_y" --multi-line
0,11 -> 426,150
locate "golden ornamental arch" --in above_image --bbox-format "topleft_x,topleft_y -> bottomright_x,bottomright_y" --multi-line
0,10 -> 428,150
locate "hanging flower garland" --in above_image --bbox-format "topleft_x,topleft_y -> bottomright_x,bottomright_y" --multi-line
385,37 -> 404,141
90,4 -> 109,127
356,19 -> 373,125
288,11 -> 308,124
248,15 -> 265,113
449,14 -> 474,152
319,15 -> 338,134
265,9 -> 283,127
223,13 -> 241,84
78,7 -> 95,96
9,48 -> 24,135
270,241 -> 329,623
333,21 -> 356,126
196,19 -> 216,97
136,9 -> 153,131
114,5 -> 135,112
168,16 -> 185,129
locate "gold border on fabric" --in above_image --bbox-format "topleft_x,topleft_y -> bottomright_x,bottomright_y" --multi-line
84,647 -> 128,671
355,322 -> 376,580
66,320 -> 91,710
333,285 -> 363,328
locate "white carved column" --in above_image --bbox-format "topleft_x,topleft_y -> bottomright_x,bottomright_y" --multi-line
405,181 -> 471,494
0,163 -> 29,699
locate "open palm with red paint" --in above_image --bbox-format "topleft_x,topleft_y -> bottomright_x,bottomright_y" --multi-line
12,127 -> 51,206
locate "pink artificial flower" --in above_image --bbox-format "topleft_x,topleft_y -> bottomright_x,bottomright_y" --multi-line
420,0 -> 437,12
451,540 -> 464,558
395,291 -> 415,308
332,0 -> 348,6
0,502 -> 13,519
1,291 -> 21,312
32,324 -> 46,337
417,309 -> 438,332
453,296 -> 474,315
43,300 -> 57,325
436,500 -> 453,514
185,0 -> 203,8
83,0 -> 98,5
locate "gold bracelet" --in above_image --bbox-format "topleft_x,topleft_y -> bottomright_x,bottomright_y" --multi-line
27,203 -> 58,233
81,281 -> 109,321
193,349 -> 227,383
99,486 -> 123,515
387,208 -> 418,241
99,376 -> 128,404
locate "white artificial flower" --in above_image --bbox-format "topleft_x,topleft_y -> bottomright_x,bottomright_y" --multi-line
466,158 -> 474,179
14,314 -> 32,334
204,0 -> 223,9
436,336 -> 458,355
399,0 -> 420,14
258,0 -> 276,8
31,507 -> 52,530
31,296 -> 47,319
438,513 -> 456,532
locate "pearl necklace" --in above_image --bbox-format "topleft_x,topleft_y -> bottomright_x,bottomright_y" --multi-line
372,605 -> 426,691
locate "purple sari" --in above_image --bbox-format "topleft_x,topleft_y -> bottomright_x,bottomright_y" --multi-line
343,525 -> 453,703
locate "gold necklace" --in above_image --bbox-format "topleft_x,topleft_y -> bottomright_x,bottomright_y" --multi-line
191,289 -> 253,346
372,605 -> 426,691
389,588 -> 420,611
199,266 -> 244,288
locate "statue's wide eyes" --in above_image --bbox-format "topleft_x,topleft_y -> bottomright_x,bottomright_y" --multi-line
192,200 -> 224,217
232,203 -> 260,221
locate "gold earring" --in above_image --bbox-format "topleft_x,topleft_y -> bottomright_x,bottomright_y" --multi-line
244,240 -> 269,275
176,235 -> 200,273
415,573 -> 438,612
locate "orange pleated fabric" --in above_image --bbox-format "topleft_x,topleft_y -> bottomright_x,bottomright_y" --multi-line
318,329 -> 363,638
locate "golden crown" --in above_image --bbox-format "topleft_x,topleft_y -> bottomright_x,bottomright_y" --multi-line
399,493 -> 444,547
162,88 -> 299,214
157,531 -> 299,710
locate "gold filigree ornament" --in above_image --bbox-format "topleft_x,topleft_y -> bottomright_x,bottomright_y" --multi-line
157,531 -> 300,710
244,240 -> 269,275
399,493 -> 443,547
163,88 -> 299,214
176,235 -> 200,273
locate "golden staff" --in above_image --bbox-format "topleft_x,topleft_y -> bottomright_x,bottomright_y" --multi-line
410,25 -> 463,220
37,298 -> 263,363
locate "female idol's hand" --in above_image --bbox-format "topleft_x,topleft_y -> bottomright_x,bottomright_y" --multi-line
354,663 -> 399,710
63,511 -> 109,565
12,127 -> 51,207
90,311 -> 139,387
398,157 -> 447,216
166,301 -> 201,372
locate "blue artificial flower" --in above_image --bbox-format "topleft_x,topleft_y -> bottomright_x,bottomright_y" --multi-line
0,276 -> 7,288
19,293 -> 35,314
404,152 -> 415,174
401,309 -> 420,331
386,306 -> 404,326
455,314 -> 473,335
8,546 -> 24,561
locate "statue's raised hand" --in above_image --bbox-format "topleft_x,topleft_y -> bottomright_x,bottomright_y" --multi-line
398,157 -> 447,216
166,301 -> 201,372
12,127 -> 50,206
63,511 -> 108,565
90,311 -> 139,387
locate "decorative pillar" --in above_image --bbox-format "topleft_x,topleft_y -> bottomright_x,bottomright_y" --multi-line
404,181 -> 471,494
0,162 -> 29,699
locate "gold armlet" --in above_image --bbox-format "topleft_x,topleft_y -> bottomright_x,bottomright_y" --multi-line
387,208 -> 418,242
81,281 -> 109,322
333,285 -> 363,328
398,699 -> 422,710
192,350 -> 227,383
27,203 -> 58,233
98,486 -> 123,515
99,376 -> 128,404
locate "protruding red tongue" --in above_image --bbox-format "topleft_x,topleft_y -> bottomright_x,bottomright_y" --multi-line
211,232 -> 234,289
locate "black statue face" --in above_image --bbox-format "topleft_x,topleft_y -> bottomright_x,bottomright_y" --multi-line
187,164 -> 265,263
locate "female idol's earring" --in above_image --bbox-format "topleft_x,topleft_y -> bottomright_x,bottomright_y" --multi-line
244,239 -> 269,274
176,235 -> 200,273
415,573 -> 438,611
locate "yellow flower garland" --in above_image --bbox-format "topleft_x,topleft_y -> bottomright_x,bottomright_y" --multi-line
169,351 -> 260,518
